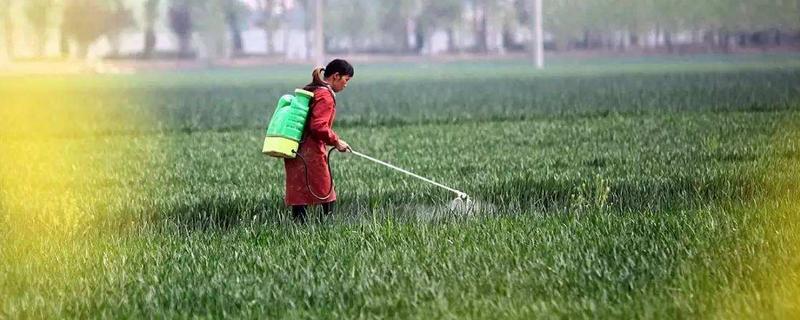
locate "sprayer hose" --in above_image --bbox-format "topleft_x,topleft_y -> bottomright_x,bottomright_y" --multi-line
294,147 -> 337,201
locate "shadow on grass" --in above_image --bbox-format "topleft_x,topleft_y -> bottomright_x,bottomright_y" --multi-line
156,195 -> 287,231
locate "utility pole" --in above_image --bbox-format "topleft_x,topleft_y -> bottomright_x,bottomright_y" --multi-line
314,0 -> 324,67
533,0 -> 544,69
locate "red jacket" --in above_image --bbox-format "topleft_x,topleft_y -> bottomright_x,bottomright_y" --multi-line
283,87 -> 339,205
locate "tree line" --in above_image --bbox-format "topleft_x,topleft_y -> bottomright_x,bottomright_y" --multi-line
0,0 -> 798,61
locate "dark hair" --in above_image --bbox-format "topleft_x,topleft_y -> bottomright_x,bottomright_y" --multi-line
305,59 -> 354,90
324,59 -> 354,78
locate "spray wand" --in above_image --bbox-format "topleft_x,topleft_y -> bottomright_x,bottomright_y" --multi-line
348,149 -> 470,202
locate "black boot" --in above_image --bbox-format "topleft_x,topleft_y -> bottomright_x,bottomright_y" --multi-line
322,201 -> 335,216
292,205 -> 307,224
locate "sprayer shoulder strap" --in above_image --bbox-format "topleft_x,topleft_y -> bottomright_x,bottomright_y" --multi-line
303,85 -> 336,106
298,86 -> 335,144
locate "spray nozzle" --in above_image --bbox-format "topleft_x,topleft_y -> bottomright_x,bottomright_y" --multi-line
449,192 -> 474,212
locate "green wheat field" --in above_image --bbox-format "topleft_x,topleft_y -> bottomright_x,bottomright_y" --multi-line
2,54 -> 800,318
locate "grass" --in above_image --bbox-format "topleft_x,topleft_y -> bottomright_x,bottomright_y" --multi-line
1,54 -> 800,318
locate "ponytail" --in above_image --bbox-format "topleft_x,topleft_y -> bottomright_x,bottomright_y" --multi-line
312,67 -> 327,86
305,67 -> 329,91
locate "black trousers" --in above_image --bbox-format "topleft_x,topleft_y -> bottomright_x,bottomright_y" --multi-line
292,202 -> 335,223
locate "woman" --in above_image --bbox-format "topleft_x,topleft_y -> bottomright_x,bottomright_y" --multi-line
284,59 -> 353,223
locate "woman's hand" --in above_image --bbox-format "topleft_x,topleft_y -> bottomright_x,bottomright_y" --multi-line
335,140 -> 351,152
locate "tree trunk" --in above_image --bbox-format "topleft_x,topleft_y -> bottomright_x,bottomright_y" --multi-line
170,2 -> 193,59
583,29 -> 590,49
2,5 -> 12,60
629,32 -> 639,48
264,28 -> 273,54
231,26 -> 243,57
618,31 -> 628,51
737,32 -> 747,47
664,31 -> 673,53
654,25 -> 661,49
501,25 -> 513,51
703,29 -> 714,52
143,28 -> 156,59
414,25 -> 424,53
474,0 -> 487,53
59,26 -> 69,58
228,12 -> 244,58
143,0 -> 159,59
447,27 -> 456,53
401,17 -> 413,53
718,29 -> 731,53
260,0 -> 274,54
178,36 -> 191,58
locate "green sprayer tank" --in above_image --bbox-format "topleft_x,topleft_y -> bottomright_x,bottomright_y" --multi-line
262,89 -> 315,158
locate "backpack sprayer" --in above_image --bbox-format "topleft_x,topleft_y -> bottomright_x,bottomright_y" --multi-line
262,88 -> 471,208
